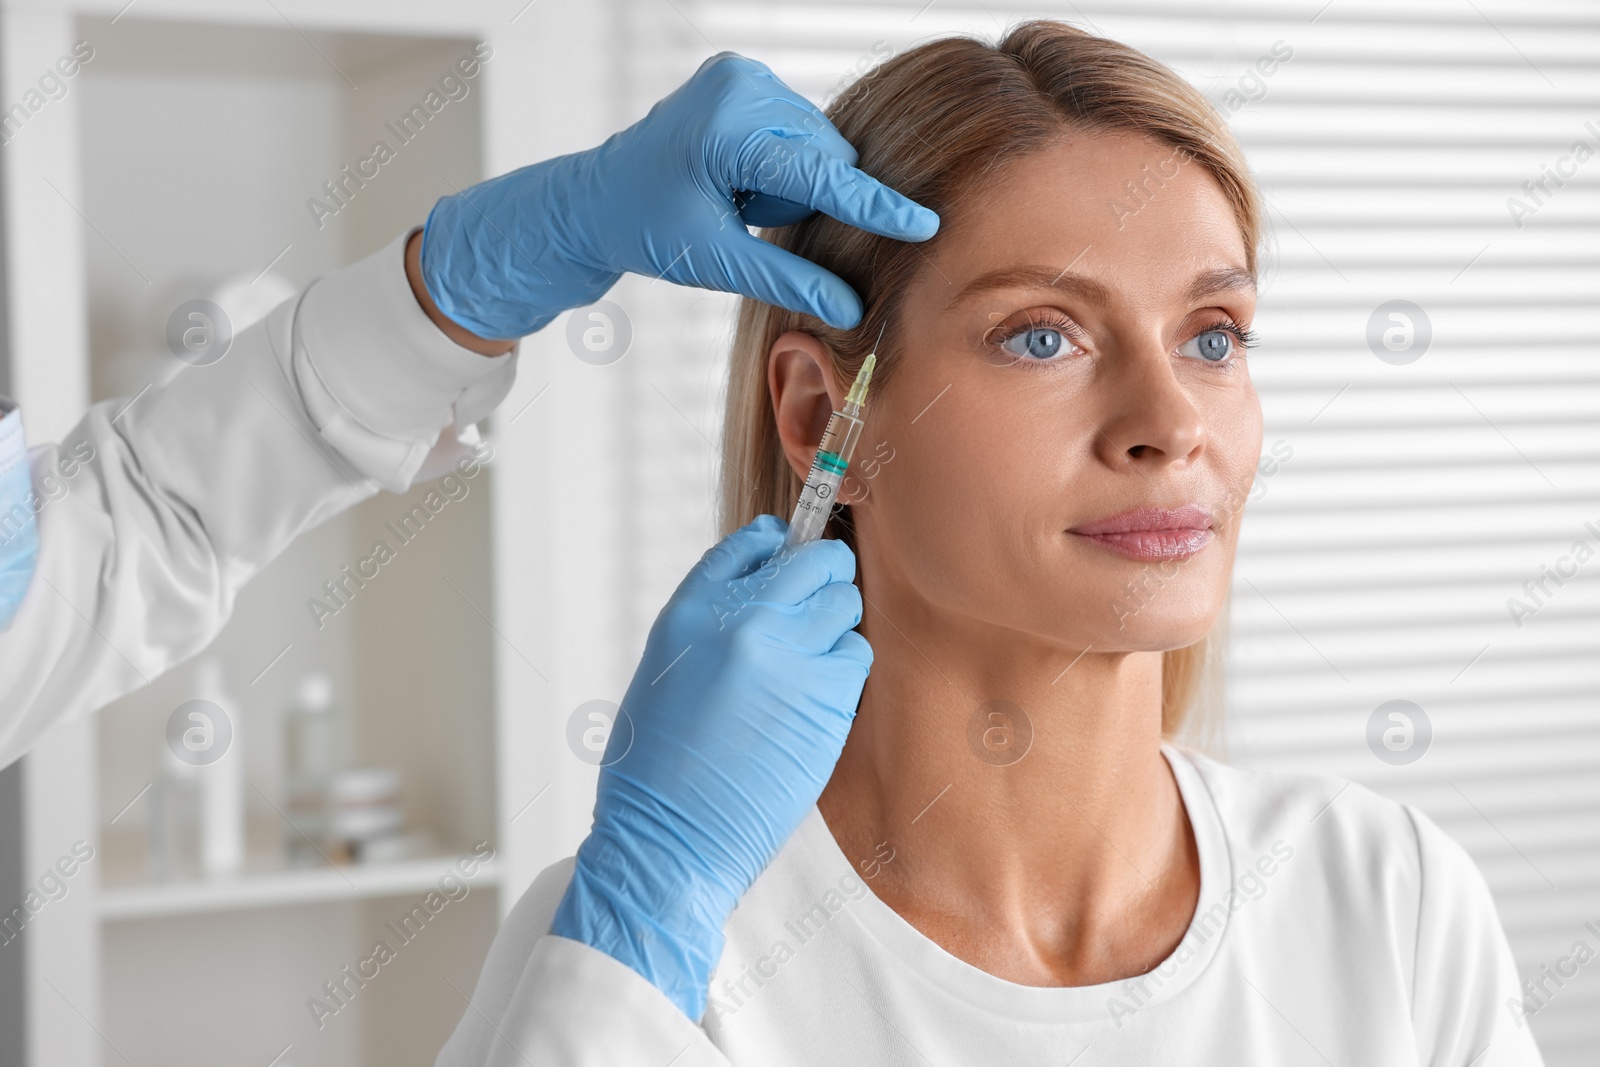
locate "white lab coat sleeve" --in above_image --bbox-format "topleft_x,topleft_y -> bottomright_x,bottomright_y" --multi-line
1406,805 -> 1545,1066
0,229 -> 517,768
436,857 -> 730,1067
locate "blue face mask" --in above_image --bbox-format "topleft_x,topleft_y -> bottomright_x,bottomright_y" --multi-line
0,399 -> 38,632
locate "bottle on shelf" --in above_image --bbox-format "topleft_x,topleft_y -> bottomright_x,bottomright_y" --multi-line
147,743 -> 199,881
195,658 -> 244,877
146,656 -> 244,879
282,672 -> 338,866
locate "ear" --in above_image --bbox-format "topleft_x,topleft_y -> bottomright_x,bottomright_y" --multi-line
769,330 -> 845,483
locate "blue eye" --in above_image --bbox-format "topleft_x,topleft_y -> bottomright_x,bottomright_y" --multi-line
1000,326 -> 1068,361
1182,328 -> 1236,363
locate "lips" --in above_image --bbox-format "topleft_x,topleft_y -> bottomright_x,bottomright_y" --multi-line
1068,504 -> 1215,562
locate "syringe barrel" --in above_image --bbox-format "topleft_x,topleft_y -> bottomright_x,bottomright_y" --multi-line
786,409 -> 865,546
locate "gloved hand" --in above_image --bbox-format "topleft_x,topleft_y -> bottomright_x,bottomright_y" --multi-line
420,51 -> 938,338
549,514 -> 871,1021
0,401 -> 38,631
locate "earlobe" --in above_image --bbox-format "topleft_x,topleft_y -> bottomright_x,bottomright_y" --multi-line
768,331 -> 844,482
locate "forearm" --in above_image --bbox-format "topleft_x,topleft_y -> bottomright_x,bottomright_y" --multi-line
436,858 -> 731,1067
473,936 -> 731,1067
550,827 -> 735,1023
0,231 -> 518,766
404,229 -> 516,357
0,301 -> 374,764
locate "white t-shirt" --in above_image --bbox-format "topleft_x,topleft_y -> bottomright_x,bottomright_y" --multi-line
437,746 -> 1545,1066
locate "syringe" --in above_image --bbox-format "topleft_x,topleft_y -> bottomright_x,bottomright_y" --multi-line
785,331 -> 881,547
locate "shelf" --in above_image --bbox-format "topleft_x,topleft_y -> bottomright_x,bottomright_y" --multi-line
98,854 -> 501,921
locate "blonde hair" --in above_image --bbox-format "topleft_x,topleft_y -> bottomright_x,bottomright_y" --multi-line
719,20 -> 1261,744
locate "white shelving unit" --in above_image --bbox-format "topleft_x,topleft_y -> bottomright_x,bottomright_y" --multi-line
97,855 -> 504,922
3,2 -> 626,1065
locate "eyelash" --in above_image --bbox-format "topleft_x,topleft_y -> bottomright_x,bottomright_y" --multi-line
988,310 -> 1261,366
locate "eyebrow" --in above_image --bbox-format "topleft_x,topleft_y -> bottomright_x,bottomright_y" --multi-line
943,263 -> 1257,312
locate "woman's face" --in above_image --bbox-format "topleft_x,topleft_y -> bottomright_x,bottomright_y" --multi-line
776,130 -> 1262,653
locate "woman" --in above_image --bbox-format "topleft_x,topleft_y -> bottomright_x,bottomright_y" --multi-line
440,21 -> 1541,1065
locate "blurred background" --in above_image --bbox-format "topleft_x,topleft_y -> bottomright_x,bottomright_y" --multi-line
0,0 -> 1593,1063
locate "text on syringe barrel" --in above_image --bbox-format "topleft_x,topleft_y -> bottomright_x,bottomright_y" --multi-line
790,410 -> 863,540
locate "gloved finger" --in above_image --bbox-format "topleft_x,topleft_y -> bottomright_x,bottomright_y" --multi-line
760,97 -> 859,164
751,582 -> 867,659
693,514 -> 787,586
735,190 -> 815,229
731,106 -> 856,229
829,629 -> 874,674
722,60 -> 862,169
701,50 -> 781,88
741,537 -> 857,607
709,228 -> 863,329
741,131 -> 939,244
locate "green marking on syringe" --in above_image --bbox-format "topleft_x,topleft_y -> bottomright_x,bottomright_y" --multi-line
814,451 -> 848,475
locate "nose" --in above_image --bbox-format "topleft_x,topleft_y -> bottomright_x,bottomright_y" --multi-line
1091,342 -> 1206,471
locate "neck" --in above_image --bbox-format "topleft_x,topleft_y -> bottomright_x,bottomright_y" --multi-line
817,572 -> 1198,986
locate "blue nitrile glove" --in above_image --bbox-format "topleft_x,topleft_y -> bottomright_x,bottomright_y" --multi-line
549,514 -> 871,1020
420,51 -> 939,338
0,400 -> 38,631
